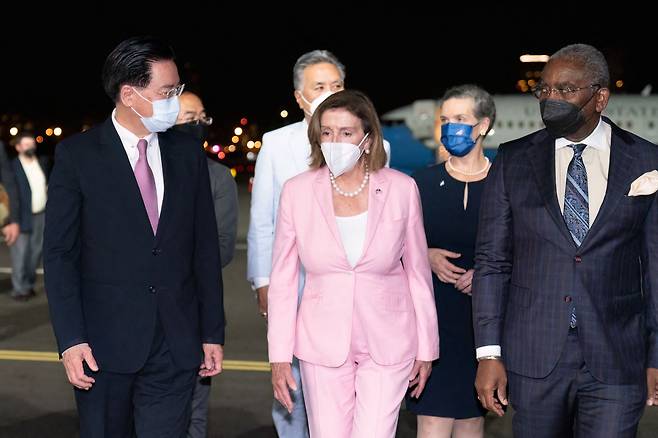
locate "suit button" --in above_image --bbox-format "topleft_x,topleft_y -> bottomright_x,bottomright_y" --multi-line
152,249 -> 158,255
564,295 -> 572,303
574,256 -> 582,263
149,286 -> 156,294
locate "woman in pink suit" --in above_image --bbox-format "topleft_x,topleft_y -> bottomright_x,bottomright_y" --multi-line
268,90 -> 439,437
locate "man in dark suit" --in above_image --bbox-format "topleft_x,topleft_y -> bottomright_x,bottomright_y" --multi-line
44,36 -> 225,438
0,140 -> 21,246
473,43 -> 658,437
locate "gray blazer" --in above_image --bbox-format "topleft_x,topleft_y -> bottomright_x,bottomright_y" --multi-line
208,159 -> 238,268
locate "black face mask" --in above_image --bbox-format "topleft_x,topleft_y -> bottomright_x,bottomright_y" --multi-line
540,92 -> 596,138
23,148 -> 37,158
172,122 -> 208,143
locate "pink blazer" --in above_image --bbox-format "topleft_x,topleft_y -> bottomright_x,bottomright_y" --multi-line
268,166 -> 439,367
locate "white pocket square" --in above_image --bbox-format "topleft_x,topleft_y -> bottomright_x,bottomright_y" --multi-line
628,170 -> 658,196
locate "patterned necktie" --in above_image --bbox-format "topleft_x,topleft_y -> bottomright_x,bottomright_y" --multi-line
134,139 -> 159,234
563,143 -> 588,328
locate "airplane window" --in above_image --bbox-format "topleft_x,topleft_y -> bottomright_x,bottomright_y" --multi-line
627,121 -> 633,129
529,121 -> 535,128
649,121 -> 655,129
508,121 -> 514,128
519,121 -> 524,128
497,121 -> 503,128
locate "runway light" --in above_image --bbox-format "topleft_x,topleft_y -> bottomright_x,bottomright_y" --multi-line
255,141 -> 262,148
616,80 -> 624,88
231,135 -> 240,143
228,145 -> 236,152
211,145 -> 220,153
247,151 -> 256,161
280,110 -> 288,118
234,127 -> 243,136
9,127 -> 18,136
45,128 -> 54,136
203,141 -> 209,149
218,151 -> 226,159
36,136 -> 44,143
247,141 -> 255,149
230,168 -> 237,178
54,127 -> 62,136
520,54 -> 549,63
240,118 -> 248,126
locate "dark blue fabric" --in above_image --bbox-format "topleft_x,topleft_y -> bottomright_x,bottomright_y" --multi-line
12,156 -> 50,234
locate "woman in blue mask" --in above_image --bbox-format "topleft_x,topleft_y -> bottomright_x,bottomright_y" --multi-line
406,84 -> 495,438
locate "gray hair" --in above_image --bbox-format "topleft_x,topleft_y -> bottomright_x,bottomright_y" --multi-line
439,84 -> 497,133
550,43 -> 610,88
293,49 -> 346,90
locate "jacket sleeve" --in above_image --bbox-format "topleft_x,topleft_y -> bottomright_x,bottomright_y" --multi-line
472,145 -> 513,349
209,161 -> 238,268
195,152 -> 225,344
267,181 -> 300,363
247,133 -> 275,285
403,177 -> 439,361
642,183 -> 658,368
43,142 -> 86,354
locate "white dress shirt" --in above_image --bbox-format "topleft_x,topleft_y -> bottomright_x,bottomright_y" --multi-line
18,156 -> 47,213
335,211 -> 368,268
476,118 -> 612,360
111,110 -> 164,214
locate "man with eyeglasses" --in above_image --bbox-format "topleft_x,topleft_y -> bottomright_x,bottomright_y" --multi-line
44,36 -> 225,438
174,90 -> 238,438
473,43 -> 658,437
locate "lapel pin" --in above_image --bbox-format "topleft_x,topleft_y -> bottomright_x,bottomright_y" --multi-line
375,188 -> 382,194
440,180 -> 445,187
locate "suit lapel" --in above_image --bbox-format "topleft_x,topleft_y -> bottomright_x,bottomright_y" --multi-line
289,121 -> 311,173
359,170 -> 391,263
154,132 -> 175,244
99,119 -> 154,236
579,121 -> 635,251
313,167 -> 348,263
526,132 -> 576,249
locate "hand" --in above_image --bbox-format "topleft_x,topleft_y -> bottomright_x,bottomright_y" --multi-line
2,223 -> 19,246
454,269 -> 474,295
647,367 -> 658,406
61,343 -> 98,390
271,362 -> 297,414
475,358 -> 508,417
199,343 -> 224,377
256,286 -> 269,320
408,360 -> 432,398
428,248 -> 466,284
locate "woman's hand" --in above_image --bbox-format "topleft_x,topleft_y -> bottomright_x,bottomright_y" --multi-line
408,360 -> 432,398
428,248 -> 466,284
454,269 -> 474,295
271,362 -> 297,413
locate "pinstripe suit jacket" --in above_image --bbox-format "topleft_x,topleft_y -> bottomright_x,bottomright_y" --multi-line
473,117 -> 658,384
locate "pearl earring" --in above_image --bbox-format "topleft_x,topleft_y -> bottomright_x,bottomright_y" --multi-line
365,149 -> 370,154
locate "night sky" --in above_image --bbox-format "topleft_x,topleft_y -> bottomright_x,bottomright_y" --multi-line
0,6 -> 655,145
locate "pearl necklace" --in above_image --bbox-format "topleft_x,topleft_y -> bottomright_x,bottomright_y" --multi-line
446,156 -> 490,176
330,165 -> 369,197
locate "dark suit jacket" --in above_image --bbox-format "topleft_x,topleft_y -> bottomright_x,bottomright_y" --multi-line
473,117 -> 658,384
44,117 -> 224,373
0,141 -> 20,225
207,159 -> 237,268
12,156 -> 51,233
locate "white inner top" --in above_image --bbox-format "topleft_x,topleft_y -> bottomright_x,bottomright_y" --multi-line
335,211 -> 368,268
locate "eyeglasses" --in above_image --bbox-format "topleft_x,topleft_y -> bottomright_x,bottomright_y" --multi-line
191,115 -> 213,126
531,83 -> 600,99
157,83 -> 186,99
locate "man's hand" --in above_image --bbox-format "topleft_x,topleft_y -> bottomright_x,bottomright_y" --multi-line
61,343 -> 98,390
475,358 -> 508,417
647,367 -> 658,406
454,269 -> 474,295
428,248 -> 466,284
2,223 -> 19,246
256,286 -> 269,320
408,360 -> 432,398
271,362 -> 297,414
199,343 -> 224,377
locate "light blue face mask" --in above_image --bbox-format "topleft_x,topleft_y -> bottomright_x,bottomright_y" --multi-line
131,87 -> 180,132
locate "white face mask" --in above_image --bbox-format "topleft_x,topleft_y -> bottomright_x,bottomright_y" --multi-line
321,132 -> 370,177
300,91 -> 334,117
131,87 -> 180,132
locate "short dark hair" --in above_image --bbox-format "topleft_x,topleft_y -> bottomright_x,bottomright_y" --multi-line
308,90 -> 387,171
102,36 -> 175,102
15,132 -> 35,144
549,43 -> 610,88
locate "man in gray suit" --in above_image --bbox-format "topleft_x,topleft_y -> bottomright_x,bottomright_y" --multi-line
174,91 -> 238,438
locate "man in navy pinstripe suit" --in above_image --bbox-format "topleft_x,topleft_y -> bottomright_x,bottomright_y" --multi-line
472,43 -> 658,437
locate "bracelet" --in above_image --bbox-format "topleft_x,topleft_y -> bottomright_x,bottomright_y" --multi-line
477,355 -> 501,362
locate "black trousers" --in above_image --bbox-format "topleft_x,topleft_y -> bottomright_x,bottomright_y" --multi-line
508,328 -> 646,438
74,318 -> 197,438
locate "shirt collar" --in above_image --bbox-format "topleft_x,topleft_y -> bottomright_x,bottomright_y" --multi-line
554,117 -> 610,151
111,109 -> 156,149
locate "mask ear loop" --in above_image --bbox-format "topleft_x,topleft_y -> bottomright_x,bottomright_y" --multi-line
359,132 -> 371,154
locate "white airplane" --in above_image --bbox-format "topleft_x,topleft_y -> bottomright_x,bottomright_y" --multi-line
381,91 -> 658,151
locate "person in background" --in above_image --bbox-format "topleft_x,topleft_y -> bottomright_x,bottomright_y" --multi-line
9,133 -> 50,301
268,90 -> 438,437
44,36 -> 224,437
406,85 -> 495,438
0,140 -> 21,246
174,90 -> 238,438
